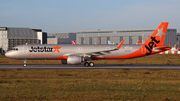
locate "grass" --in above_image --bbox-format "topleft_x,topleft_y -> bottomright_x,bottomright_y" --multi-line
1,54 -> 180,100
1,54 -> 180,65
0,69 -> 180,100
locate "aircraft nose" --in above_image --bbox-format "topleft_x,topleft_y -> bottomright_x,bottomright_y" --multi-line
5,51 -> 15,58
5,52 -> 11,58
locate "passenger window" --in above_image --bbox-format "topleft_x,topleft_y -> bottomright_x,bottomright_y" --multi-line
16,48 -> 18,51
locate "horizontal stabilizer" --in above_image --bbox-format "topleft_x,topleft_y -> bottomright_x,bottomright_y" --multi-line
153,46 -> 171,51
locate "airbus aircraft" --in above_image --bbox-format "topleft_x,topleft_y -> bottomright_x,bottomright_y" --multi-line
108,40 -> 112,44
159,43 -> 180,54
72,40 -> 98,45
137,40 -> 142,44
5,22 -> 171,67
71,41 -> 76,44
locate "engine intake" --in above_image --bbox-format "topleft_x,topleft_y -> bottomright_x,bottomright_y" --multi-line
67,55 -> 84,64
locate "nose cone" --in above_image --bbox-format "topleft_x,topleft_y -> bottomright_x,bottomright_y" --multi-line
5,52 -> 11,58
5,51 -> 16,59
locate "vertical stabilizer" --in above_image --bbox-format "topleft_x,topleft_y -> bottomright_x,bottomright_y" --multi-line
143,22 -> 169,55
144,22 -> 169,46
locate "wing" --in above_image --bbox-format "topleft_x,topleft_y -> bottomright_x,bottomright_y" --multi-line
67,40 -> 124,58
86,40 -> 124,56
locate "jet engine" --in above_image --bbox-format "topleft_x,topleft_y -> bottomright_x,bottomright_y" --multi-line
67,55 -> 84,64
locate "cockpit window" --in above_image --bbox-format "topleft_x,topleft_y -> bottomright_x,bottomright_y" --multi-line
11,48 -> 18,51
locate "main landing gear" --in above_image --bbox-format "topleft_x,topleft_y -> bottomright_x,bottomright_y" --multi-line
84,62 -> 94,67
84,58 -> 94,67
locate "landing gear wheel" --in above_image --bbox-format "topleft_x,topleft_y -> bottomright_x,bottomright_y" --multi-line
84,62 -> 89,67
89,62 -> 94,67
23,59 -> 27,67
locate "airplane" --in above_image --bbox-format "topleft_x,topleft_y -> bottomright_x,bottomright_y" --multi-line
137,40 -> 142,44
107,41 -> 117,44
72,40 -> 98,45
108,40 -> 112,44
5,22 -> 171,67
159,43 -> 180,54
71,41 -> 76,44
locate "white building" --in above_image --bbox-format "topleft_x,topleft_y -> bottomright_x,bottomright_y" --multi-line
47,33 -> 76,44
0,27 -> 47,54
76,29 -> 177,46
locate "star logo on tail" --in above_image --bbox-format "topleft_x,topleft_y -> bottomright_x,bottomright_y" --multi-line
53,45 -> 61,53
156,27 -> 165,40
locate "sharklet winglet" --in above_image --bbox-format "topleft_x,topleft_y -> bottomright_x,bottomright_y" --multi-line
116,40 -> 124,49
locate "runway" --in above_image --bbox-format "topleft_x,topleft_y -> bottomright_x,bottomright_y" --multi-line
0,64 -> 180,70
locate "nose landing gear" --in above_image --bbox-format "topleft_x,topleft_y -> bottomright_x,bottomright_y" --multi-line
23,59 -> 27,67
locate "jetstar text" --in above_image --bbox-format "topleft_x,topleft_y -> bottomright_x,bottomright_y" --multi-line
29,46 -> 53,52
145,37 -> 160,55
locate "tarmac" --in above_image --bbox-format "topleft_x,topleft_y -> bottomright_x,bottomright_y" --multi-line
0,64 -> 180,70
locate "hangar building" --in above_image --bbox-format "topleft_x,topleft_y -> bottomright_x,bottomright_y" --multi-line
47,33 -> 76,44
0,27 -> 47,54
177,32 -> 180,47
76,29 -> 177,46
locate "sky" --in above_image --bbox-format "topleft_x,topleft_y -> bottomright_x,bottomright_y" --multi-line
0,0 -> 180,33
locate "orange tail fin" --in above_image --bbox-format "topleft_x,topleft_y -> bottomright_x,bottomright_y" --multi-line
144,22 -> 168,46
71,41 -> 76,44
138,40 -> 142,44
143,22 -> 169,55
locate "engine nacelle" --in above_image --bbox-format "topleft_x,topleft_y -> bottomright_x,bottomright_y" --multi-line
61,60 -> 67,64
67,55 -> 84,64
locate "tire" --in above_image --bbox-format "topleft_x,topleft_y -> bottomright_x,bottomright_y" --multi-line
89,62 -> 94,67
84,62 -> 89,67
